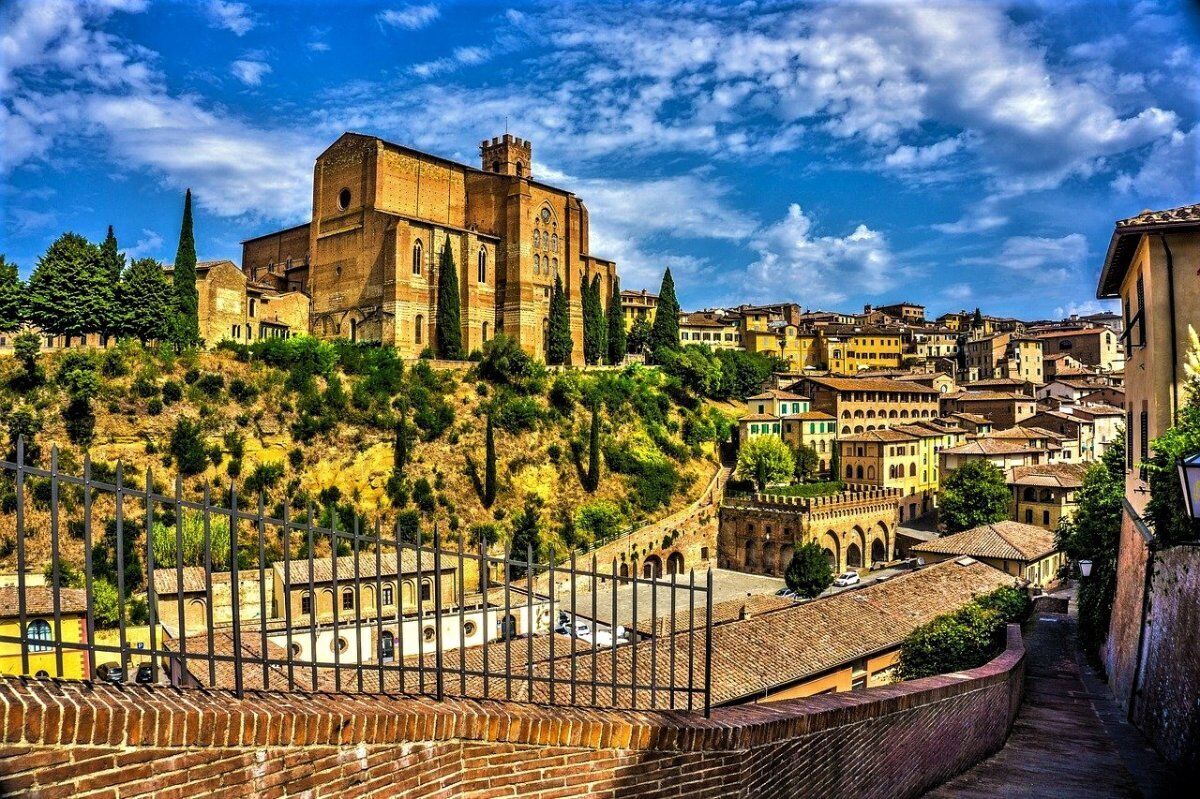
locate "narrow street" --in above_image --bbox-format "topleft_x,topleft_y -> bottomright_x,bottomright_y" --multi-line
924,602 -> 1178,798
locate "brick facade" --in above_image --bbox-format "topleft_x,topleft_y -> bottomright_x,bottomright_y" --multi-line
0,626 -> 1024,798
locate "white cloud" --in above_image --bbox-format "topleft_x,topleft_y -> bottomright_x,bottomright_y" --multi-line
7,207 -> 58,236
378,4 -> 439,31
411,46 -> 491,78
743,204 -> 893,306
1054,299 -> 1119,318
307,41 -> 330,53
206,1 -> 254,36
883,137 -> 964,170
1112,124 -> 1199,203
931,213 -> 1008,235
125,228 -> 163,258
231,58 -> 271,87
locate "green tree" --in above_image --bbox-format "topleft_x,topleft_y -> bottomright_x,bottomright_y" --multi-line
584,404 -> 601,491
938,460 -> 1010,533
11,332 -> 42,389
606,278 -> 626,364
583,274 -> 607,365
793,443 -> 819,482
171,189 -> 200,347
393,409 -> 410,475
26,232 -> 109,336
152,511 -> 231,568
58,353 -> 101,447
0,255 -> 24,332
627,315 -> 652,356
1056,444 -> 1125,657
785,541 -> 834,598
435,239 -> 463,359
169,417 -> 208,475
573,500 -> 622,547
1144,336 -> 1200,546
736,435 -> 795,492
547,272 -> 572,365
98,226 -> 125,337
7,405 -> 42,464
897,586 -> 1029,679
649,268 -> 680,361
119,258 -> 174,343
483,412 -> 497,507
507,496 -> 543,579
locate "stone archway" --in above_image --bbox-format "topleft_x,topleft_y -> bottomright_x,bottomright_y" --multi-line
643,555 -> 663,579
761,541 -> 776,575
822,530 -> 840,572
871,538 -> 887,565
778,544 -> 792,575
846,542 -> 863,568
666,551 -> 684,575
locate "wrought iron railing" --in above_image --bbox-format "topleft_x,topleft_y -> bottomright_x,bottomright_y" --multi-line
0,438 -> 713,714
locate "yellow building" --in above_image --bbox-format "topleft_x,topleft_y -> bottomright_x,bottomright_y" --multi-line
1009,463 -> 1088,530
0,586 -> 90,680
792,375 -> 941,436
679,311 -> 742,349
782,411 -> 838,476
838,427 -> 938,522
824,326 -> 904,373
621,288 -> 657,330
911,520 -> 1065,589
743,325 -> 822,371
746,389 -> 809,417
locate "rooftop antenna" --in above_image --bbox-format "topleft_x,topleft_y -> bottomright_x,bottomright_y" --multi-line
505,115 -> 509,134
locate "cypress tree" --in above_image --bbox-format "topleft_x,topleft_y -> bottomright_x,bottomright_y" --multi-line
483,413 -> 497,507
606,278 -> 626,365
99,226 -> 124,337
649,268 -> 681,361
582,274 -> 602,365
119,258 -> 174,344
585,404 -> 600,492
26,232 -> 108,336
393,409 -> 410,475
171,189 -> 200,347
591,274 -> 607,366
0,255 -> 23,332
435,239 -> 463,359
547,271 -> 572,365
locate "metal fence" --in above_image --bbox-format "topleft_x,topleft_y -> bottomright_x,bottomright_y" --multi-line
0,438 -> 714,714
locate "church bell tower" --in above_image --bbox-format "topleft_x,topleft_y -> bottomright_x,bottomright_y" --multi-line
480,134 -> 532,179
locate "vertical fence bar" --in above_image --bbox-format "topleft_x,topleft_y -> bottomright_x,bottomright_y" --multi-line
394,520 -> 406,694
630,565 -> 638,710
352,516 -> 364,694
610,559 -> 618,706
591,554 -> 598,706
14,438 -> 27,676
82,454 -> 97,680
283,505 -> 295,690
457,533 -> 466,696
114,463 -> 128,681
547,551 -> 555,705
503,542 -> 512,701
432,525 -> 444,701
668,570 -> 677,710
525,544 -> 534,702
330,509 -> 341,692
704,567 -> 714,718
686,568 -> 695,713
373,519 -> 385,693
228,484 -> 244,698
144,469 -> 158,685
172,477 -> 187,687
306,504 -> 318,691
257,492 -> 270,691
49,446 -> 64,678
415,532 -> 425,695
569,550 -> 577,707
649,567 -> 658,709
203,487 -> 216,688
477,539 -> 487,699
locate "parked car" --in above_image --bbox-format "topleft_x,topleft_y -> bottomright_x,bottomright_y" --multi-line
97,662 -> 124,683
833,571 -> 861,587
135,663 -> 154,684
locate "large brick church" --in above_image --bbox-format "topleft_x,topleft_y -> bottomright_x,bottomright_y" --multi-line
241,132 -> 619,363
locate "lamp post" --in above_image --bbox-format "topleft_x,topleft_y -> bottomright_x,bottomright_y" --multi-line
1177,452 -> 1200,519
1078,559 -> 1093,578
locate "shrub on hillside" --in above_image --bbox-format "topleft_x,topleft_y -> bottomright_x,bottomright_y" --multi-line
169,417 -> 208,476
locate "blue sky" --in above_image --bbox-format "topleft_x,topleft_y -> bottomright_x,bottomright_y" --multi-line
1,0 -> 1197,319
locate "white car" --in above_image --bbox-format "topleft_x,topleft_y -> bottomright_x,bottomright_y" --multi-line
833,571 -> 861,587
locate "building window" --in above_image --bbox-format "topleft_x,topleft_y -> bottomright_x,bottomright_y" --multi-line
382,585 -> 394,606
300,592 -> 312,615
249,298 -> 257,318
492,160 -> 500,173
421,580 -> 433,601
334,637 -> 349,653
338,188 -> 351,210
478,248 -> 487,283
380,631 -> 395,662
482,322 -> 489,342
27,619 -> 52,652
423,625 -> 436,642
463,621 -> 477,637
1043,510 -> 1051,525
342,588 -> 354,611
412,240 -> 423,275
415,315 -> 424,344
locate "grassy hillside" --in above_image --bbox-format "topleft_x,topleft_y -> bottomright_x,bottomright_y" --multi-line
0,334 -> 737,586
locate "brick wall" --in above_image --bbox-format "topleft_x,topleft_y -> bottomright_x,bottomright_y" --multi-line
1104,504 -> 1152,710
0,626 -> 1024,798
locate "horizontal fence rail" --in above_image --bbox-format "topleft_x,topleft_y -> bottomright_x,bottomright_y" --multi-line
0,438 -> 713,714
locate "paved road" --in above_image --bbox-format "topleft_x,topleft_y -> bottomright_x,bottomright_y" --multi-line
924,608 -> 1178,798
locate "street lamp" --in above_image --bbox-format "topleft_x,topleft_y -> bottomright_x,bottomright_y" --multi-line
1177,452 -> 1200,519
1078,559 -> 1093,578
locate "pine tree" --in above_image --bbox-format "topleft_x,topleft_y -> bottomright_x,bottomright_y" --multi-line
585,404 -> 600,492
26,233 -> 108,336
435,239 -> 463,359
0,255 -> 23,332
483,413 -> 497,507
649,268 -> 680,361
547,271 -> 572,365
171,190 -> 200,347
606,278 -> 626,365
119,258 -> 174,344
98,226 -> 124,337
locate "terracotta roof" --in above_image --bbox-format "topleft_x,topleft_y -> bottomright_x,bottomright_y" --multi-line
273,550 -> 443,586
950,391 -> 1036,402
797,376 -> 939,394
1008,463 -> 1088,488
167,630 -> 320,691
1071,404 -> 1124,417
739,412 -> 780,423
152,566 -> 260,595
941,439 -> 1040,456
746,389 -> 809,401
1032,327 -> 1107,339
1115,203 -> 1200,228
913,521 -> 1058,563
949,412 -> 992,425
0,586 -> 88,616
786,410 -> 837,421
891,423 -> 947,439
839,428 -> 920,443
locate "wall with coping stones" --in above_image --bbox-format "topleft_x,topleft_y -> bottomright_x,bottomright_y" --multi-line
0,626 -> 1024,799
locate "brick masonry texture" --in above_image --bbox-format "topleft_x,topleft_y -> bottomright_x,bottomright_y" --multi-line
0,627 -> 1024,798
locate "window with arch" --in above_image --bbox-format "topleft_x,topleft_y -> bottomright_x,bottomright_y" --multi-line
342,588 -> 354,611
415,315 -> 424,344
420,580 -> 433,602
551,257 -> 558,273
382,584 -> 394,606
412,240 -> 423,275
478,248 -> 487,283
290,643 -> 302,658
550,233 -> 558,252
492,160 -> 500,173
533,254 -> 540,274
27,619 -> 52,652
533,230 -> 541,248
300,592 -> 312,615
334,637 -> 349,653
338,187 -> 351,210
516,161 -> 524,177
380,631 -> 395,662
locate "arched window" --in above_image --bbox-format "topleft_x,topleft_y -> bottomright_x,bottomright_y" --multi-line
415,315 -> 424,344
533,230 -> 541,248
412,240 -> 423,275
550,233 -> 558,252
421,580 -> 433,602
856,465 -> 864,479
338,187 -> 351,210
300,592 -> 312,615
551,257 -> 558,273
342,588 -> 354,611
1023,487 -> 1037,501
516,161 -> 524,177
478,248 -> 487,283
533,254 -> 540,274
492,160 -> 500,173
909,463 -> 917,477
382,584 -> 394,606
27,619 -> 52,652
